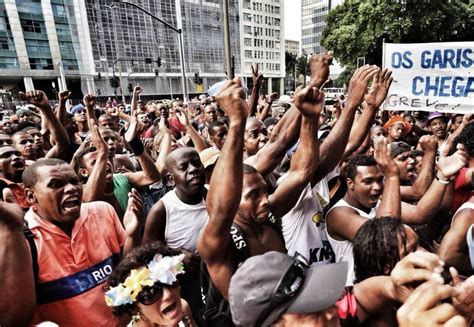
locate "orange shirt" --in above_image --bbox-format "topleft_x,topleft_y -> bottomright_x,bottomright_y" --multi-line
25,201 -> 126,327
0,177 -> 29,209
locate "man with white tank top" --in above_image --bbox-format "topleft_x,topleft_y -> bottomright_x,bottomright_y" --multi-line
142,147 -> 208,325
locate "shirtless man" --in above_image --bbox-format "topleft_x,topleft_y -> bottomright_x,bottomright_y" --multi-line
197,75 -> 322,301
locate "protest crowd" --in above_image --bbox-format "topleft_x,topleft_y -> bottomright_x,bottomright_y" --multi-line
1,51 -> 474,327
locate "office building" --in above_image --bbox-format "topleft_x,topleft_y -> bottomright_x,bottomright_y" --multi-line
0,0 -> 95,104
285,39 -> 299,57
239,0 -> 285,94
86,0 -> 241,99
301,0 -> 344,55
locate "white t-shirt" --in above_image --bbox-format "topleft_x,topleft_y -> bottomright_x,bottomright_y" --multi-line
279,171 -> 338,266
326,199 -> 378,286
161,190 -> 208,252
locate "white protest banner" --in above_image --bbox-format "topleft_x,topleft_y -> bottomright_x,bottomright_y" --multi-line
382,42 -> 474,113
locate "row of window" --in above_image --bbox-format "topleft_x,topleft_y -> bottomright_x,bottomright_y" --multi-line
252,2 -> 280,14
244,62 -> 281,72
0,56 -> 19,69
245,49 -> 281,60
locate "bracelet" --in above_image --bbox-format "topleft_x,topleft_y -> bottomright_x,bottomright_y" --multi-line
435,175 -> 451,184
128,137 -> 144,156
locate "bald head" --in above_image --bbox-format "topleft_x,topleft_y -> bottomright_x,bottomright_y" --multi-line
165,147 -> 199,171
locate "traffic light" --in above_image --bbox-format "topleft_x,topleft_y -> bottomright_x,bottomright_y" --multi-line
194,73 -> 200,84
145,58 -> 152,64
154,69 -> 159,76
157,57 -> 162,67
128,83 -> 133,92
109,76 -> 120,88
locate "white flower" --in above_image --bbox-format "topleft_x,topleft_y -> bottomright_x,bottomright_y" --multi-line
105,284 -> 133,307
148,254 -> 185,285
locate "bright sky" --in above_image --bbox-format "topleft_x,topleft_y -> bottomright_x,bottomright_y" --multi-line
284,0 -> 301,41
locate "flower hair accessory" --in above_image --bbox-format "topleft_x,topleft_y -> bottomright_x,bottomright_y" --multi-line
105,254 -> 185,307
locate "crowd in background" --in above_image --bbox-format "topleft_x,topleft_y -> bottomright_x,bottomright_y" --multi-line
1,52 -> 474,327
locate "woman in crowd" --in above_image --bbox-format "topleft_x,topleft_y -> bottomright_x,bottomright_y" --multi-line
105,242 -> 196,327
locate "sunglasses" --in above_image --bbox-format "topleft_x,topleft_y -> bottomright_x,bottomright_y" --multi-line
255,253 -> 308,325
136,281 -> 179,305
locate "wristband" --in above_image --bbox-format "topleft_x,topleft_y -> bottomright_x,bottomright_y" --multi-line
128,137 -> 144,156
435,174 -> 451,184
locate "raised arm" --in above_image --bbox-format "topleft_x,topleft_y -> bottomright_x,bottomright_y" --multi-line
342,68 -> 393,160
155,118 -> 172,175
19,90 -> 70,159
122,188 -> 144,255
311,63 -> 379,185
176,107 -> 212,152
245,104 -> 301,176
123,109 -> 161,188
197,77 -> 248,282
56,90 -> 71,127
374,136 -> 401,218
244,53 -> 338,176
84,93 -> 99,128
131,85 -> 142,114
401,144 -> 469,224
269,85 -> 322,218
81,96 -> 109,203
400,135 -> 437,201
110,106 -> 131,124
0,200 -> 35,326
248,64 -> 263,117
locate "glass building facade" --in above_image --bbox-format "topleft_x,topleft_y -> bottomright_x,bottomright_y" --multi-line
85,0 -> 241,95
51,0 -> 80,71
16,0 -> 54,70
0,0 -> 94,102
0,2 -> 19,69
301,0 -> 330,55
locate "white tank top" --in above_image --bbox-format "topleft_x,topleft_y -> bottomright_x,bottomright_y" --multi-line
161,190 -> 208,252
451,201 -> 474,227
325,198 -> 377,286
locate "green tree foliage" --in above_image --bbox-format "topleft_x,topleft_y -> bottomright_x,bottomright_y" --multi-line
321,0 -> 473,84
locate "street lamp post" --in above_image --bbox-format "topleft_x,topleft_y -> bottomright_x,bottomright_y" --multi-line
105,4 -> 125,102
112,1 -> 188,102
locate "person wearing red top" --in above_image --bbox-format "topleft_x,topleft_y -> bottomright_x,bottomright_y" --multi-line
450,123 -> 474,214
0,146 -> 29,208
17,159 -> 143,326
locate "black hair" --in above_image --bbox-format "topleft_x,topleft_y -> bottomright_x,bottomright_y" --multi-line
353,217 -> 406,283
22,158 -> 68,188
411,149 -> 423,157
208,120 -> 226,136
17,121 -> 39,131
346,154 -> 377,180
452,122 -> 474,157
74,147 -> 97,172
243,163 -> 258,175
106,242 -> 182,317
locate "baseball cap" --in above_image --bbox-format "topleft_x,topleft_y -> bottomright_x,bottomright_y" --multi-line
229,251 -> 347,326
69,103 -> 85,115
16,108 -> 34,117
427,111 -> 449,124
199,147 -> 220,168
390,141 -> 412,158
